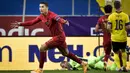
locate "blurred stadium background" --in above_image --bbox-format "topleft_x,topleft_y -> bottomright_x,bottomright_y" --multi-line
0,0 -> 130,73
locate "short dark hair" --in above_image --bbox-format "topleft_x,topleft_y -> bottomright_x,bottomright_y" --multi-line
104,5 -> 112,13
40,2 -> 48,7
114,1 -> 121,9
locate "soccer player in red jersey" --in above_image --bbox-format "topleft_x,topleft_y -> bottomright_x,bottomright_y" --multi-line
95,5 -> 112,71
11,2 -> 87,73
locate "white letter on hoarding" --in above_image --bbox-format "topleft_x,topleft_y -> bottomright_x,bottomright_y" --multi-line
8,26 -> 24,36
91,27 -> 96,36
0,28 -> 6,36
31,28 -> 44,36
91,27 -> 103,36
25,29 -> 29,36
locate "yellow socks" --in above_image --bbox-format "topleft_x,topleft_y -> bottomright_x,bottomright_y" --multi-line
114,53 -> 121,69
122,51 -> 127,67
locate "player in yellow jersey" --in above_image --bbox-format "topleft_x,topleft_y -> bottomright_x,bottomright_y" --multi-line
107,1 -> 130,72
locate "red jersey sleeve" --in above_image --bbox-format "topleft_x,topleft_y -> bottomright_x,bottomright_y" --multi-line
97,17 -> 102,26
20,16 -> 41,26
51,12 -> 65,24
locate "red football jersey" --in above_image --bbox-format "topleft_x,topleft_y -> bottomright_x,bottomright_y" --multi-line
97,15 -> 111,45
20,11 -> 65,36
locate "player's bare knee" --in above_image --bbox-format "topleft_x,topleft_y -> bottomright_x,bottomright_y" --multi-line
40,44 -> 47,52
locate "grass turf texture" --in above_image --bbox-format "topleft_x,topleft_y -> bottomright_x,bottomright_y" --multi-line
0,70 -> 129,73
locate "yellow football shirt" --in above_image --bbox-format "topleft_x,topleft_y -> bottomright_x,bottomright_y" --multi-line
108,11 -> 130,42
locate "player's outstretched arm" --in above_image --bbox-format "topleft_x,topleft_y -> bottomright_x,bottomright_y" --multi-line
20,17 -> 41,26
11,16 -> 41,28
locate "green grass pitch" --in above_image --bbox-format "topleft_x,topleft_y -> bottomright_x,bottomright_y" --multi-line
0,70 -> 129,73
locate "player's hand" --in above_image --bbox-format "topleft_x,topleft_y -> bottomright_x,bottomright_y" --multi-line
11,21 -> 21,28
65,20 -> 69,26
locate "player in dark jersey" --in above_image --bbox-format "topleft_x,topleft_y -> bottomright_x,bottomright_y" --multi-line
95,5 -> 112,71
11,2 -> 87,73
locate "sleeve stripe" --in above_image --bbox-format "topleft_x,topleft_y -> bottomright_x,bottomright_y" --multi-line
55,16 -> 60,21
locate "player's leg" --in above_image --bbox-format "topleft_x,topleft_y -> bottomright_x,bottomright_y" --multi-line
57,42 -> 82,65
94,55 -> 106,71
31,44 -> 48,73
94,61 -> 104,70
95,54 -> 104,62
103,45 -> 108,71
31,38 -> 57,73
39,44 -> 48,70
120,42 -> 127,72
112,41 -> 122,70
104,42 -> 111,62
103,42 -> 112,71
57,42 -> 87,73
107,63 -> 117,71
